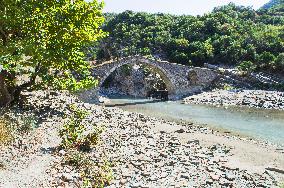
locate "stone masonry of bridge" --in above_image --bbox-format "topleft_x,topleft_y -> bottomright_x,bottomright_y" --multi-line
89,56 -> 218,100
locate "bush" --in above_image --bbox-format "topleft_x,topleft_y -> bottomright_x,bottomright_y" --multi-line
120,64 -> 132,76
60,105 -> 112,187
5,110 -> 38,134
272,83 -> 284,91
63,149 -> 113,188
237,61 -> 256,72
82,159 -> 113,188
59,105 -> 103,151
223,83 -> 235,91
275,53 -> 284,70
257,52 -> 276,69
17,115 -> 38,133
0,110 -> 37,145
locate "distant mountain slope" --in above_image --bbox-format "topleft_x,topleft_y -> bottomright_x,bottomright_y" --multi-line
258,0 -> 284,25
261,0 -> 284,9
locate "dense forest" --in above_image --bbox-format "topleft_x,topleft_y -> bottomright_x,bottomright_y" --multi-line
93,2 -> 284,74
262,0 -> 284,9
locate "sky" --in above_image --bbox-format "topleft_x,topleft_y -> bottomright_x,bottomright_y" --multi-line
102,0 -> 270,16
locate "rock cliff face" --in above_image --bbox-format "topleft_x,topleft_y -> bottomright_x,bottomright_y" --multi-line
100,64 -> 167,98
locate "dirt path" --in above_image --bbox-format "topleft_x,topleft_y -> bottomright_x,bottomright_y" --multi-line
0,119 -> 61,188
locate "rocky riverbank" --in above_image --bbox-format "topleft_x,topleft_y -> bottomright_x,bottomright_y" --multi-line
184,90 -> 284,110
0,91 -> 284,187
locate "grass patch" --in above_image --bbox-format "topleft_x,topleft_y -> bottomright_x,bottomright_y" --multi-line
0,109 -> 38,146
0,119 -> 12,145
223,83 -> 235,91
0,161 -> 5,170
17,115 -> 38,133
7,111 -> 38,134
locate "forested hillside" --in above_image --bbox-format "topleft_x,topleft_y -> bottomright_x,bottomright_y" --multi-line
261,0 -> 284,9
94,3 -> 284,74
259,0 -> 284,25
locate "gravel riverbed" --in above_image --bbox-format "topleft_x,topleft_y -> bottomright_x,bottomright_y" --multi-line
0,91 -> 283,187
184,90 -> 284,110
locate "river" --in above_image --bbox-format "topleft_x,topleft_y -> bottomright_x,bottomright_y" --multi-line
106,97 -> 284,145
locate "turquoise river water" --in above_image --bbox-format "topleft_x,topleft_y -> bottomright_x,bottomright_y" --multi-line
107,97 -> 284,145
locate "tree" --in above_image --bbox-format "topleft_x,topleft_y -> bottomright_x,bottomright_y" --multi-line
0,0 -> 106,106
237,61 -> 256,72
93,3 -> 283,76
275,53 -> 284,70
257,52 -> 276,69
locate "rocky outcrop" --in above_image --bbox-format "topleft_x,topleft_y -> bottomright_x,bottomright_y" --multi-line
184,90 -> 284,110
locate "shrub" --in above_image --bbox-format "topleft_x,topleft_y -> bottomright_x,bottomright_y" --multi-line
237,61 -> 256,72
64,150 -> 113,188
0,161 -> 5,170
4,111 -> 38,134
59,105 -> 112,187
272,83 -> 284,91
59,105 -> 103,151
256,52 -> 276,69
223,83 -> 235,91
17,115 -> 38,134
82,159 -> 113,188
120,64 -> 132,76
275,53 -> 284,70
64,149 -> 87,167
0,110 -> 38,146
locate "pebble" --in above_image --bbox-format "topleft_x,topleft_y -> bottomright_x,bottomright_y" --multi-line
61,173 -> 73,182
226,172 -> 236,181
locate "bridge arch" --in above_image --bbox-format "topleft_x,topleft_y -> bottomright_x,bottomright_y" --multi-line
91,56 -> 218,100
96,57 -> 177,97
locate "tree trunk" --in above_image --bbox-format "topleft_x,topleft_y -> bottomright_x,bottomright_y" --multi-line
0,74 -> 12,107
0,63 -> 40,107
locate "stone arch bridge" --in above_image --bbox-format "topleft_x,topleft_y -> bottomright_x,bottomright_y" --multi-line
92,56 -> 218,100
